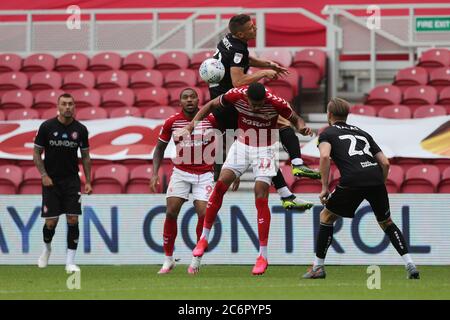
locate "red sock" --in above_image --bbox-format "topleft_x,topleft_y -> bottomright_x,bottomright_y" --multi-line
204,180 -> 229,229
255,198 -> 271,246
196,215 -> 205,242
163,216 -> 177,256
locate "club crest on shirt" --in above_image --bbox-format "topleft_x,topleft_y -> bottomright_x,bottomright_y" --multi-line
71,131 -> 78,140
234,53 -> 243,64
53,131 -> 58,137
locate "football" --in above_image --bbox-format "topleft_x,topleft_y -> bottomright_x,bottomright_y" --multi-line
199,58 -> 225,84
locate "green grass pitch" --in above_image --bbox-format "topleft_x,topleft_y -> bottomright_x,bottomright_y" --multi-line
0,265 -> 449,300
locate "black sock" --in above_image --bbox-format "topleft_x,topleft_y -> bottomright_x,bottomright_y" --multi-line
43,224 -> 55,244
384,223 -> 409,256
272,169 -> 288,190
67,223 -> 80,250
316,223 -> 334,259
279,127 -> 301,160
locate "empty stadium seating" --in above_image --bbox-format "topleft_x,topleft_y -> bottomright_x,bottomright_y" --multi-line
0,164 -> 22,194
393,67 -> 428,92
366,85 -> 402,106
0,54 -> 22,73
92,164 -> 129,194
401,165 -> 440,193
377,105 -> 411,119
350,104 -> 377,117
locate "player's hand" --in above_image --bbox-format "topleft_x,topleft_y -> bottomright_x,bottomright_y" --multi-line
298,126 -> 313,136
264,69 -> 279,80
42,175 -> 54,187
231,177 -> 240,192
174,124 -> 193,140
84,182 -> 93,195
319,188 -> 330,205
269,61 -> 289,76
150,175 -> 160,193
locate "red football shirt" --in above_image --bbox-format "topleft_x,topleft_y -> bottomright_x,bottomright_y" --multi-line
159,111 -> 217,174
219,86 -> 293,146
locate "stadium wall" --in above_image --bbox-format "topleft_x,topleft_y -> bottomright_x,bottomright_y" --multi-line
0,193 -> 448,265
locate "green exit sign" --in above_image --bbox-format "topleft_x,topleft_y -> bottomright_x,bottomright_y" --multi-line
416,17 -> 450,32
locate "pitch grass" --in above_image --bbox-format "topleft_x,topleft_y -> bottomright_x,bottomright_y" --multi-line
0,265 -> 449,300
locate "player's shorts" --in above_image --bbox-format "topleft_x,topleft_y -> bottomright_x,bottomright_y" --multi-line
222,140 -> 279,185
41,176 -> 82,218
166,167 -> 214,202
325,184 -> 391,222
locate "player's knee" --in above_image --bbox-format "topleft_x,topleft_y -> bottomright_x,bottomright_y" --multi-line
66,215 -> 78,225
320,209 -> 338,224
45,219 -> 58,230
378,217 -> 393,231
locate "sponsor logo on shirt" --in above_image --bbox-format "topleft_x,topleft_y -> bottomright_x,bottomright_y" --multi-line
234,53 -> 243,64
49,140 -> 79,148
242,116 -> 271,127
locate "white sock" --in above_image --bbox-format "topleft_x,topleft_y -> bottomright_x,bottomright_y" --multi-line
313,256 -> 324,270
402,253 -> 414,266
259,246 -> 268,259
44,243 -> 51,252
66,249 -> 76,265
165,256 -> 174,263
201,228 -> 211,241
277,186 -> 293,198
291,158 -> 303,166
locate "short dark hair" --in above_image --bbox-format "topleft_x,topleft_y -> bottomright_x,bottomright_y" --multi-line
247,82 -> 266,101
58,93 -> 74,103
179,87 -> 198,99
229,14 -> 251,35
327,97 -> 350,119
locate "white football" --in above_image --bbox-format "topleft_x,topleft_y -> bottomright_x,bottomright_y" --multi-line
199,58 -> 225,84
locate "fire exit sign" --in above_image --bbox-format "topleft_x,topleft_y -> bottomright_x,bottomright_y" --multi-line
416,17 -> 450,32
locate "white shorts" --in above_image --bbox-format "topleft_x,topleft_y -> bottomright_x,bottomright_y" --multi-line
222,140 -> 279,185
166,167 -> 214,202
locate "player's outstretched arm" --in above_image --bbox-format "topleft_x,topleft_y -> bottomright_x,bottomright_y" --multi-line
150,140 -> 168,193
33,146 -> 53,187
81,149 -> 92,194
374,151 -> 390,183
230,66 -> 278,88
288,112 -> 313,137
248,56 -> 289,75
318,142 -> 332,205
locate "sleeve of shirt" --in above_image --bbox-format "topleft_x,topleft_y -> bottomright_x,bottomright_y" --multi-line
158,117 -> 173,144
34,123 -> 47,149
219,88 -> 240,108
368,134 -> 382,155
80,125 -> 90,150
271,94 -> 293,120
207,114 -> 218,129
229,49 -> 248,69
318,130 -> 331,146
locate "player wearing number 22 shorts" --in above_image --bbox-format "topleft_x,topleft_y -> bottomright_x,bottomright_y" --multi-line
176,83 -> 314,275
151,88 -> 217,275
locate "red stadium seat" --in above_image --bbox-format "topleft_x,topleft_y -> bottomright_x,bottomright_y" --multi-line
19,166 -> 42,194
92,164 -> 129,194
164,69 -> 197,88
101,88 -> 134,108
21,53 -> 55,74
71,89 -> 101,109
259,48 -> 292,67
0,110 -> 5,120
350,104 -> 377,117
168,87 -> 203,106
0,54 -> 22,73
88,52 -> 122,74
121,51 -> 156,74
437,86 -> 450,109
418,48 -> 450,72
292,49 -> 326,89
428,67 -> 450,93
0,72 -> 28,93
393,67 -> 428,92
386,165 -> 404,193
129,70 -> 164,89
401,165 -> 440,193
7,108 -> 39,121
109,106 -> 142,118
33,89 -> 64,109
76,107 -> 108,120
126,164 -> 163,194
0,90 -> 33,112
55,53 -> 89,74
438,167 -> 450,193
95,70 -> 129,91
263,67 -> 298,102
144,106 -> 178,119
28,71 -> 62,92
393,158 -> 427,173
134,87 -> 169,107
377,105 -> 411,119
413,105 -> 447,118
365,85 -> 402,106
431,159 -> 450,172
0,165 -> 22,194
62,71 -> 95,90
40,108 -> 58,119
155,51 -> 190,76
402,85 -> 437,108
189,51 -> 215,70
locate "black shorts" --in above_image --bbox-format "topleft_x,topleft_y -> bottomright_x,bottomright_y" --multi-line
325,184 -> 391,222
41,176 -> 82,218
